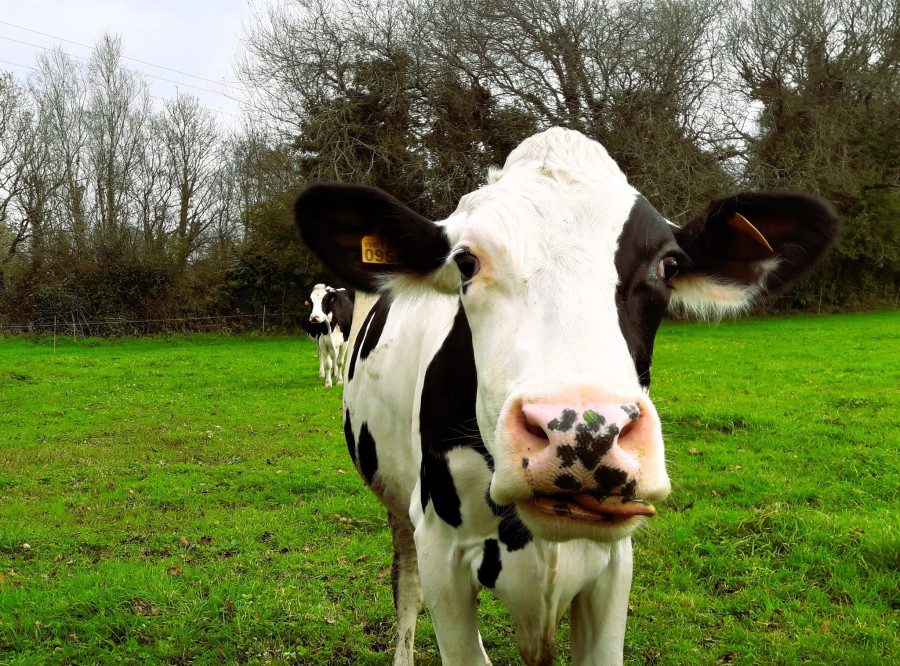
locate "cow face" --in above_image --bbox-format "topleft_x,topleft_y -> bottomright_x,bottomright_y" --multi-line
296,128 -> 838,542
308,283 -> 335,325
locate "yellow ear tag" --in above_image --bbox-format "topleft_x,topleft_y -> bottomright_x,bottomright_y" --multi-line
728,213 -> 774,253
361,235 -> 398,264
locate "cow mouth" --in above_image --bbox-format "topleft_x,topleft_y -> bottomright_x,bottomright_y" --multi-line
527,493 -> 656,524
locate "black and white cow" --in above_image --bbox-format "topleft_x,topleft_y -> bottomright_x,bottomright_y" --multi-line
294,128 -> 838,664
304,283 -> 353,387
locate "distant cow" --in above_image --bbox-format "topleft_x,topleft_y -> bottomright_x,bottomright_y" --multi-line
295,128 -> 838,664
304,284 -> 353,387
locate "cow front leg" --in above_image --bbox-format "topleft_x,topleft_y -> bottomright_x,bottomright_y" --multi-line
323,352 -> 334,387
335,340 -> 349,385
331,345 -> 344,385
388,511 -> 423,666
415,530 -> 491,665
317,337 -> 327,379
569,538 -> 633,666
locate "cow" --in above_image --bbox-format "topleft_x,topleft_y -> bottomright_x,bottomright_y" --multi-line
294,128 -> 839,664
303,283 -> 353,387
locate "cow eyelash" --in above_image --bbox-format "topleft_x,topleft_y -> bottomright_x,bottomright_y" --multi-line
658,256 -> 679,283
453,249 -> 481,284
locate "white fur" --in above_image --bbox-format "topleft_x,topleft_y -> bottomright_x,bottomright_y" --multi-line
668,257 -> 783,320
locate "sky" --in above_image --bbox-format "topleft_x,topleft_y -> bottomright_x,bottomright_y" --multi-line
0,0 -> 254,125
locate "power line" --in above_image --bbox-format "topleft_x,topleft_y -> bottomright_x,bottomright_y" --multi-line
0,34 -> 243,102
0,19 -> 246,94
0,54 -> 240,120
0,57 -> 36,72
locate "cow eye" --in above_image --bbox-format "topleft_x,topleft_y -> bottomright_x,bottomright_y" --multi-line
454,250 -> 480,281
658,256 -> 679,283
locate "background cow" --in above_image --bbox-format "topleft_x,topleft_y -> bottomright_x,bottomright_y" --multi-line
295,128 -> 838,664
303,283 -> 353,387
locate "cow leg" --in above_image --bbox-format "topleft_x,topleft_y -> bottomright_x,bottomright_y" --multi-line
335,339 -> 349,385
387,511 -> 423,666
493,546 -> 558,666
316,336 -> 327,379
331,337 -> 344,386
323,352 -> 334,387
415,528 -> 491,665
569,538 -> 633,666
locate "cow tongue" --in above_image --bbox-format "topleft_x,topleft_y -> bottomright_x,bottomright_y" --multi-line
571,494 -> 656,517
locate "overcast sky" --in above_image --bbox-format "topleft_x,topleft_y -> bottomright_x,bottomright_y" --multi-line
0,0 -> 253,125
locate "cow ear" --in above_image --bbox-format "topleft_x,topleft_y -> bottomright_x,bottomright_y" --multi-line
295,183 -> 455,293
669,192 -> 840,317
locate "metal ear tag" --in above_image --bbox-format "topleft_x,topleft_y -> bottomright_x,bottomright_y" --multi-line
361,235 -> 398,264
728,213 -> 773,253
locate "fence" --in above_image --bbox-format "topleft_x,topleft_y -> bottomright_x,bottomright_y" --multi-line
0,307 -> 310,339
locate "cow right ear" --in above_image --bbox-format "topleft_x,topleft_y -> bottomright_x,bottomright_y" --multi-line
294,183 -> 455,293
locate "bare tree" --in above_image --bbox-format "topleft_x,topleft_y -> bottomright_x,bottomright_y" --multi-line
0,73 -> 36,274
160,93 -> 224,269
86,34 -> 152,253
239,0 -> 733,221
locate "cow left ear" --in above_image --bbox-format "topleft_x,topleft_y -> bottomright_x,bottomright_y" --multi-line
669,192 -> 840,317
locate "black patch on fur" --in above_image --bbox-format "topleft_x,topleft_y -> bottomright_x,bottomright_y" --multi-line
357,422 -> 379,485
614,197 -> 680,389
547,409 -> 577,432
301,318 -> 330,339
418,303 -> 492,527
498,508 -> 533,551
484,491 -> 533,551
594,465 -> 628,494
323,288 -> 354,335
557,422 -> 619,470
348,296 -> 391,382
554,473 -> 580,491
344,409 -> 357,464
477,539 -> 503,588
622,404 -> 640,422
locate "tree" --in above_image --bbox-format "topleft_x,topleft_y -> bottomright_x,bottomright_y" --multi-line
160,93 -> 223,270
240,0 -> 732,224
725,0 -> 900,305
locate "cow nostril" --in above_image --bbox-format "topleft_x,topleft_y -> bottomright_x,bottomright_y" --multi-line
619,421 -> 634,440
521,411 -> 550,441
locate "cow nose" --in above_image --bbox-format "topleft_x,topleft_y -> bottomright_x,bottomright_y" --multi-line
516,401 -> 645,495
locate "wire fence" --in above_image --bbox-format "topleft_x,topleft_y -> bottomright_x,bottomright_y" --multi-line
0,307 -> 309,339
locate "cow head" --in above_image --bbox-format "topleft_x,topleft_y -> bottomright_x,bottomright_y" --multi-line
295,128 -> 838,542
308,283 -> 341,325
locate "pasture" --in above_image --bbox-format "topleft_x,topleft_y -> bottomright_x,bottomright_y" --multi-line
0,311 -> 897,665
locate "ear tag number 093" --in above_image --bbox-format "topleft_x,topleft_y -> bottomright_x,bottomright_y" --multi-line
361,236 -> 398,264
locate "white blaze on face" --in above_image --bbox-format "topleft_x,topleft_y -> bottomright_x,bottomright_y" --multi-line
437,128 -> 670,521
309,283 -> 331,324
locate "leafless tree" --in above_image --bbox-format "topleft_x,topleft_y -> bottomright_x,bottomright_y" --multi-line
159,93 -> 223,269
86,34 -> 152,255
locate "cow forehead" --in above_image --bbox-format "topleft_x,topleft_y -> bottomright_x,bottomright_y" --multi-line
444,168 -> 640,274
310,284 -> 328,302
442,130 -> 641,262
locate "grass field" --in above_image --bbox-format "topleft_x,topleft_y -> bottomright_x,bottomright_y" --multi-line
1,310 -> 898,665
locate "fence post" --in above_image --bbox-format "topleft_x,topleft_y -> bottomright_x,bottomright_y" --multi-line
72,313 -> 77,342
262,305 -> 266,336
53,316 -> 57,353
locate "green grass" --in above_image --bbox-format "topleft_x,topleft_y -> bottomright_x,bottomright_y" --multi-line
1,312 -> 898,665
